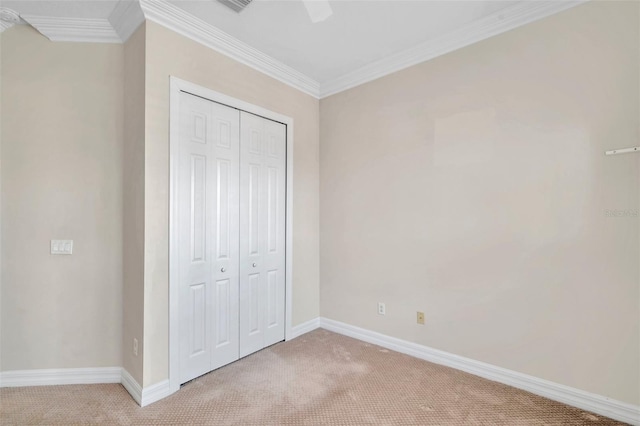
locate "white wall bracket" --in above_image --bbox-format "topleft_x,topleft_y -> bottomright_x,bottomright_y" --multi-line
605,146 -> 640,156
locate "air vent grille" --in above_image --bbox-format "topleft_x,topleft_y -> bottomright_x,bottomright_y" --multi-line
218,0 -> 253,13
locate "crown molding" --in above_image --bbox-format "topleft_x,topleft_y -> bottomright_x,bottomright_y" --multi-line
139,0 -> 321,98
319,0 -> 588,98
109,0 -> 145,42
20,15 -> 122,43
15,0 -> 587,98
0,20 -> 14,33
0,7 -> 21,33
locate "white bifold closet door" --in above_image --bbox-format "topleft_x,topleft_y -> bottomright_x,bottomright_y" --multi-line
178,92 -> 286,385
239,111 -> 286,358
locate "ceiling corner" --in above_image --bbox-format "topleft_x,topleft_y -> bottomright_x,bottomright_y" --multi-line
318,0 -> 589,98
139,0 -> 321,98
109,0 -> 145,43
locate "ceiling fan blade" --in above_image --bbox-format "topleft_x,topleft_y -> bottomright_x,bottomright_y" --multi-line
303,0 -> 333,23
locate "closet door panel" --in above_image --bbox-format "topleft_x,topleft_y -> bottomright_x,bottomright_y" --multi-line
262,119 -> 286,347
178,93 -> 215,383
239,112 -> 286,357
178,92 -> 240,383
239,113 -> 266,357
210,103 -> 241,371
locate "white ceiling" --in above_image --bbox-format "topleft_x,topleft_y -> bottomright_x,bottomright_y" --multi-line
168,0 -> 517,83
5,0 -> 516,81
2,0 -> 580,96
2,0 -> 118,19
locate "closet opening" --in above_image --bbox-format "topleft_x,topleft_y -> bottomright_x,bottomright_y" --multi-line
168,77 -> 295,393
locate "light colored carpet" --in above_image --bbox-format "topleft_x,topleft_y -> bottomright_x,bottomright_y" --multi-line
0,329 -> 622,425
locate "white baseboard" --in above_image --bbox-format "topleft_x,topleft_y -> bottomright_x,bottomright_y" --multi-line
120,368 -> 142,405
0,367 -> 171,408
3,321 -> 638,424
120,369 -> 174,407
0,367 -> 122,387
289,317 -> 321,339
319,317 -> 640,426
141,379 -> 173,407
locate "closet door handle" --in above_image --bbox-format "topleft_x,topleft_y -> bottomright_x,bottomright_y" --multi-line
252,263 -> 257,268
220,267 -> 226,273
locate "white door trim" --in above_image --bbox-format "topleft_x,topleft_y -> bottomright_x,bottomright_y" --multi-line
169,76 -> 295,394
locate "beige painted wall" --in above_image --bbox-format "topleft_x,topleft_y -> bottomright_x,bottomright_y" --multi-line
0,25 -> 124,370
122,24 -> 146,385
143,21 -> 320,386
320,1 -> 640,405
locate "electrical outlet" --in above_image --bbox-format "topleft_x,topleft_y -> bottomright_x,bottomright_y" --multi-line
417,311 -> 425,325
133,338 -> 138,356
378,302 -> 386,315
50,240 -> 73,255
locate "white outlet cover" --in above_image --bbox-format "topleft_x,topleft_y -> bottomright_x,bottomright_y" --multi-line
51,240 -> 73,255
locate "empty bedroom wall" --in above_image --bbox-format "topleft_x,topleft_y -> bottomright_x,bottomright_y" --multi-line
320,1 -> 639,405
0,25 -> 124,370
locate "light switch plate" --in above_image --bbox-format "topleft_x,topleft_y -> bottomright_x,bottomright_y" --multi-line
51,240 -> 73,255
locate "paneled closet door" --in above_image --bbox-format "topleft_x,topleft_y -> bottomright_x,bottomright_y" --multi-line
239,112 -> 287,358
178,92 -> 241,384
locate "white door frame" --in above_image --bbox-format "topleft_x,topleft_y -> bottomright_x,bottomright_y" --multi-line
169,76 -> 295,393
